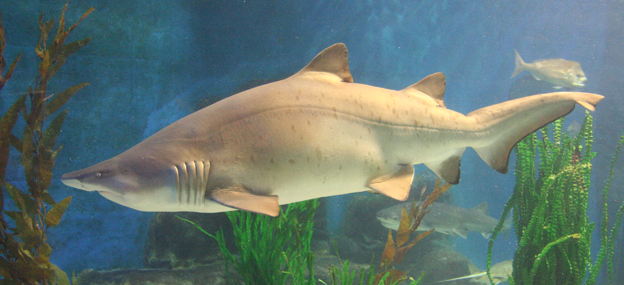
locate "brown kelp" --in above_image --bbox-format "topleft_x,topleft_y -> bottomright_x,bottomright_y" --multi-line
487,114 -> 624,284
323,179 -> 450,285
0,3 -> 92,284
178,199 -> 319,285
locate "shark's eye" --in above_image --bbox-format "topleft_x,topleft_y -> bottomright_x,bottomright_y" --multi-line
95,172 -> 102,178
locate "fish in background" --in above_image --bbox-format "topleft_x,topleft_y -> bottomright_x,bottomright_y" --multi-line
434,259 -> 513,284
376,201 -> 511,239
511,49 -> 587,89
565,121 -> 582,137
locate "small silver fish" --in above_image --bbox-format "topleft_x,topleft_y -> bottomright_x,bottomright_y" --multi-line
565,121 -> 581,137
511,50 -> 587,89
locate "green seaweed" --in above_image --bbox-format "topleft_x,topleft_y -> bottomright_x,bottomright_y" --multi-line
0,2 -> 92,284
487,113 -> 624,285
178,199 -> 319,285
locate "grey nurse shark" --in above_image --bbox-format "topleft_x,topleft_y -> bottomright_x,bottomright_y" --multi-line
376,201 -> 511,239
61,43 -> 604,216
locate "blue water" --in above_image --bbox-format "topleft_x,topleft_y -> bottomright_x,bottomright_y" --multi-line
1,0 -> 622,283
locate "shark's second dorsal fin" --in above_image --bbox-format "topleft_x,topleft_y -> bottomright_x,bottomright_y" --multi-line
402,72 -> 447,108
293,43 -> 354,83
472,202 -> 489,215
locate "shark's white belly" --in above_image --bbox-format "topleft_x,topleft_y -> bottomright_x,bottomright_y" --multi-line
208,107 -> 469,205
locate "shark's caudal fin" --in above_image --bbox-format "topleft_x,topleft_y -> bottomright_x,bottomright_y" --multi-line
511,49 -> 526,78
469,92 -> 603,174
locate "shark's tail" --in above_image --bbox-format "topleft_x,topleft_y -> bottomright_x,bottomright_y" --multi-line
469,92 -> 603,174
511,49 -> 526,78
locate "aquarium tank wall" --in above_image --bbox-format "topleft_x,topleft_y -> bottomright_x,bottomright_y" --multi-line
0,0 -> 622,284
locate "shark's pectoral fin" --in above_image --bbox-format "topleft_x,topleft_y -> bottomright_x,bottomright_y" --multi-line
481,232 -> 491,239
368,164 -> 414,201
210,186 -> 280,217
424,148 -> 465,184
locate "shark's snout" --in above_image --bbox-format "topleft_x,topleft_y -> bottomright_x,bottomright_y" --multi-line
61,172 -> 92,191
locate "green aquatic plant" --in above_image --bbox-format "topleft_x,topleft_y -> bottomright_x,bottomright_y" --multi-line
487,113 -> 624,285
178,199 -> 319,285
0,3 -> 92,284
585,134 -> 624,284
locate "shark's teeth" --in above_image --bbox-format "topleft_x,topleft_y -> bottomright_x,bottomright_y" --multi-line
174,161 -> 210,207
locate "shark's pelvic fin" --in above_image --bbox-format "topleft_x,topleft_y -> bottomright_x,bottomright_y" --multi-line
293,43 -> 353,83
424,147 -> 465,184
368,164 -> 414,201
402,72 -> 447,107
469,92 -> 603,173
210,185 -> 280,217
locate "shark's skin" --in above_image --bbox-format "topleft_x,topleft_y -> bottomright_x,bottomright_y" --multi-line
376,201 -> 511,239
61,43 -> 604,216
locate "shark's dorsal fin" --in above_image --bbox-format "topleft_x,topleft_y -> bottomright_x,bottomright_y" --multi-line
293,43 -> 354,83
402,72 -> 447,108
472,202 -> 489,215
210,185 -> 280,216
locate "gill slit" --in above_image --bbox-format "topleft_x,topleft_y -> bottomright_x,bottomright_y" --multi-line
175,161 -> 210,208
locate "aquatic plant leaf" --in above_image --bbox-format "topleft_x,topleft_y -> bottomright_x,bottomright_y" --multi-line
41,190 -> 56,205
36,14 -> 55,59
0,14 -> 22,90
9,133 -> 22,153
4,182 -> 28,213
4,182 -> 37,215
46,83 -> 89,116
51,263 -> 70,285
20,125 -> 37,192
395,228 -> 434,264
46,196 -> 71,227
48,38 -> 91,80
396,207 -> 411,247
380,230 -> 395,266
39,242 -> 52,261
0,257 -> 12,278
422,179 -> 450,210
0,95 -> 26,184
0,53 -> 21,90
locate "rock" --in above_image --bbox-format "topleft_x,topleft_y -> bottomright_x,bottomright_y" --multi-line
75,263 -> 233,285
143,212 -> 234,269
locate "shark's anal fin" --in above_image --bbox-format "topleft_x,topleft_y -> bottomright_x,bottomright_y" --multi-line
368,164 -> 414,201
210,185 -> 280,217
424,148 -> 465,184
